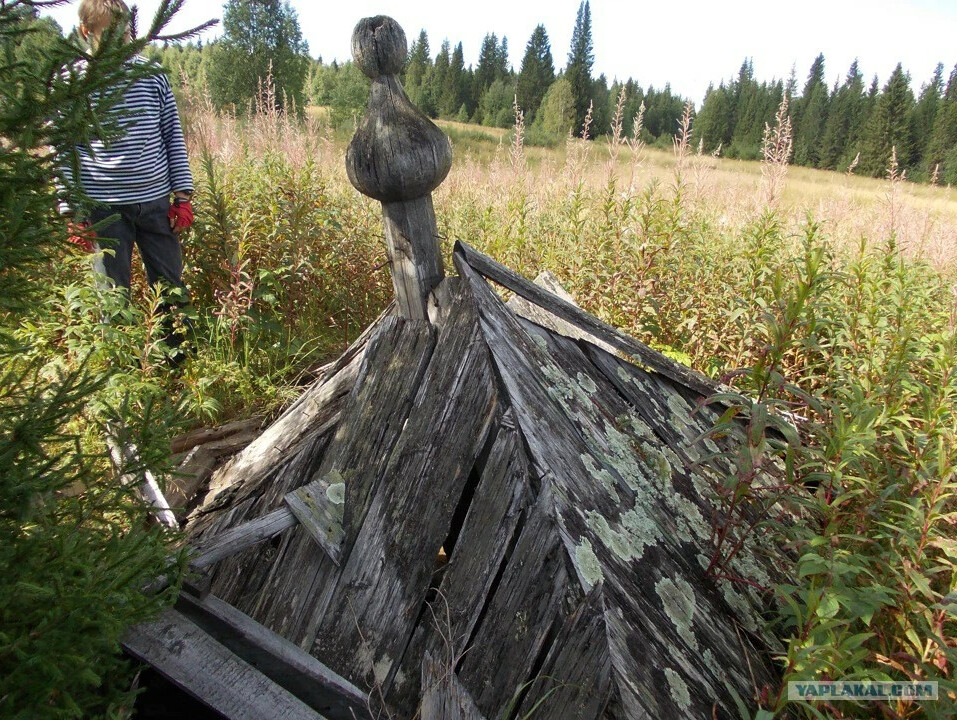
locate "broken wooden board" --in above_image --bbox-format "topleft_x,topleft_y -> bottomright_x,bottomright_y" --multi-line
507,269 -> 618,356
123,609 -> 325,720
284,475 -> 345,567
175,592 -> 369,720
308,281 -> 498,700
456,240 -> 718,399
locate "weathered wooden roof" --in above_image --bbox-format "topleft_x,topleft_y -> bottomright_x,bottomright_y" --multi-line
126,241 -> 783,720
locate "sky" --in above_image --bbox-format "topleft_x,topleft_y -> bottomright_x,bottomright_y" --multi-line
43,0 -> 957,103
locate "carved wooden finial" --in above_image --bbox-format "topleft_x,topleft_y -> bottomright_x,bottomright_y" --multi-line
346,16 -> 452,321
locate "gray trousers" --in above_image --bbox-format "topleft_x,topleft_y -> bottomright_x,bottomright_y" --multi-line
89,196 -> 184,291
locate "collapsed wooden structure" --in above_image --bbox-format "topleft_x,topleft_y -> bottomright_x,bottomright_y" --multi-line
125,16 -> 783,720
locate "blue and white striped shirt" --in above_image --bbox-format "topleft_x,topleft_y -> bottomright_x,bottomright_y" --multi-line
61,56 -> 193,208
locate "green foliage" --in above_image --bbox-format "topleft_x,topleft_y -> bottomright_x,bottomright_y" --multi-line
528,75 -> 575,145
477,77 -> 516,129
207,0 -> 309,113
325,61 -> 370,128
0,2 -> 194,716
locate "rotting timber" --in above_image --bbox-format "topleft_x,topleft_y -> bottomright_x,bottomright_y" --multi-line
125,15 -> 786,720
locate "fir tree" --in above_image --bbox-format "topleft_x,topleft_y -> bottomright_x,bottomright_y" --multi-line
516,24 -> 554,122
860,64 -> 916,176
1,3 -> 191,715
566,1 -> 595,134
694,82 -> 734,152
926,64 -> 957,176
472,32 -> 501,115
912,63 -> 944,166
794,54 -> 829,166
440,42 -> 467,117
819,60 -> 866,170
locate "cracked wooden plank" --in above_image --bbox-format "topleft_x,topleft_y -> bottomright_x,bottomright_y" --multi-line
251,316 -> 437,641
515,588 -> 612,720
123,609 -> 324,720
389,416 -> 530,714
420,652 -> 486,720
308,281 -> 498,702
455,481 -> 575,719
507,270 -> 617,356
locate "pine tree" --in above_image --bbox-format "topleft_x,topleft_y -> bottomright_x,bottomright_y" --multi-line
859,63 -> 916,176
566,1 -> 595,135
207,0 -> 309,112
516,24 -> 554,122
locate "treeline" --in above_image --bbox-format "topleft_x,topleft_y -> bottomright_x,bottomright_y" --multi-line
147,0 -> 957,183
696,56 -> 957,183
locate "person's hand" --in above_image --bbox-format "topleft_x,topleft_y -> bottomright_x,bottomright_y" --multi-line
168,198 -> 194,233
67,220 -> 96,253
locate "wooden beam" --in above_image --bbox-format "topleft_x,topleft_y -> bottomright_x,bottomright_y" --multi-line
175,593 -> 370,720
189,506 -> 298,570
454,241 -> 717,399
123,609 -> 324,720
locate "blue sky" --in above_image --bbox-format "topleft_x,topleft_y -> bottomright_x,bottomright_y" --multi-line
43,0 -> 957,102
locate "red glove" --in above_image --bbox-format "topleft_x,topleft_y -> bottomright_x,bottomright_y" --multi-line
67,220 -> 96,253
168,198 -> 194,232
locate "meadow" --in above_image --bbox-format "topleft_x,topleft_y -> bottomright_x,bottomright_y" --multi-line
23,89 -> 957,718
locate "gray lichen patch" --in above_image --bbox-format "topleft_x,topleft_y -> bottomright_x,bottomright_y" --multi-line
326,481 -> 345,505
582,453 -> 620,503
574,537 -> 604,591
664,667 -> 691,711
640,441 -> 673,487
669,493 -> 709,544
576,371 -> 598,394
586,507 -> 662,562
655,577 -> 698,650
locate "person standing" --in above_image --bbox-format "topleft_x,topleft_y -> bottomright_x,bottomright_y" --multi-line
62,0 -> 195,352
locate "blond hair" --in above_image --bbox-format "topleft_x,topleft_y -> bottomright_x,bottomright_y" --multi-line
78,0 -> 132,44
